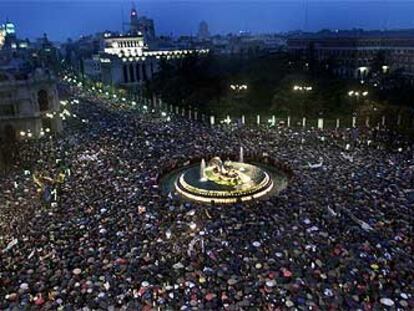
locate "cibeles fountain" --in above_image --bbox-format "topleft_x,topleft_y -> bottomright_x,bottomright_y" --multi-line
161,147 -> 289,204
164,147 -> 287,204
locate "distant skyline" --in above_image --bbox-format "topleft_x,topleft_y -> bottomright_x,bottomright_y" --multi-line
1,1 -> 414,41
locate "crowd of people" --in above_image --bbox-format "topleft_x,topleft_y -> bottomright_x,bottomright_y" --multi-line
0,80 -> 413,310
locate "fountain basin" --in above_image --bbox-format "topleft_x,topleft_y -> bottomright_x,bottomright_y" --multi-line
161,160 -> 288,204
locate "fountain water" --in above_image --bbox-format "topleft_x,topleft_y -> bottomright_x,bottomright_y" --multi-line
200,158 -> 207,181
239,147 -> 244,163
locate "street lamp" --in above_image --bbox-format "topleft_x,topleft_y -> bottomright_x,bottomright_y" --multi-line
293,85 -> 312,92
230,84 -> 248,92
348,90 -> 368,98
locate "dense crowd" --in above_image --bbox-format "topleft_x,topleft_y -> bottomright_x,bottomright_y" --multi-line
0,82 -> 413,310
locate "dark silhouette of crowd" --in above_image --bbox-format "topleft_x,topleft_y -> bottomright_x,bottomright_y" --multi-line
0,81 -> 413,310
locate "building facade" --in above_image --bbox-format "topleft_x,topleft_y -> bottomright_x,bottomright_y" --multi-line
83,6 -> 209,91
287,34 -> 414,80
0,69 -> 62,142
97,34 -> 207,91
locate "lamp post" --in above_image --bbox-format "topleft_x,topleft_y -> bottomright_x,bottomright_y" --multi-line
348,89 -> 369,120
293,84 -> 313,123
229,83 -> 248,122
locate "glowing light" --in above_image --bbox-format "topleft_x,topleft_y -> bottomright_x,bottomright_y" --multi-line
189,222 -> 197,230
293,85 -> 312,92
230,84 -> 248,91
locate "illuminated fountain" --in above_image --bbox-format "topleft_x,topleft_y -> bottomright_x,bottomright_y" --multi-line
174,156 -> 276,204
200,158 -> 207,181
239,146 -> 244,163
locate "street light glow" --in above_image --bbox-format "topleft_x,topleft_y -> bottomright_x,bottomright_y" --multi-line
230,84 -> 248,91
293,85 -> 312,92
348,90 -> 368,97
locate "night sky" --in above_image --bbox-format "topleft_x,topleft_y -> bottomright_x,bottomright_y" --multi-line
1,1 -> 414,42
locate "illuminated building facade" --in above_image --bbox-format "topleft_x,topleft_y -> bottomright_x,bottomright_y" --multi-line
0,20 -> 33,69
0,28 -> 5,49
97,33 -> 208,90
0,22 -> 17,50
0,69 -> 62,141
83,5 -> 209,91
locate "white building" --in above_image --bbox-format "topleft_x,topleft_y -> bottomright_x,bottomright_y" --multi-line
82,5 -> 208,91
85,33 -> 208,91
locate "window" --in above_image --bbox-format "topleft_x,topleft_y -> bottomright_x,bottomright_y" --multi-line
129,63 -> 135,82
0,104 -> 14,116
4,124 -> 16,142
123,64 -> 128,83
38,90 -> 49,112
42,118 -> 52,130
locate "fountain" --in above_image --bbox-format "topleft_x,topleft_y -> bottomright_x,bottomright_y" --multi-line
239,146 -> 244,163
200,158 -> 207,181
174,156 -> 277,204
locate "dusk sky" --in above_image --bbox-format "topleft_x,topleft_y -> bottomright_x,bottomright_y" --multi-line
1,1 -> 414,41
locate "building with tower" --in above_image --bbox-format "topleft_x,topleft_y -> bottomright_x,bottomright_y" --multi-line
197,21 -> 210,41
128,3 -> 155,43
82,4 -> 209,93
130,5 -> 139,35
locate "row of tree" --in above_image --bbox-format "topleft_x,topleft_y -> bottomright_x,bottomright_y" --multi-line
147,51 -> 414,120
